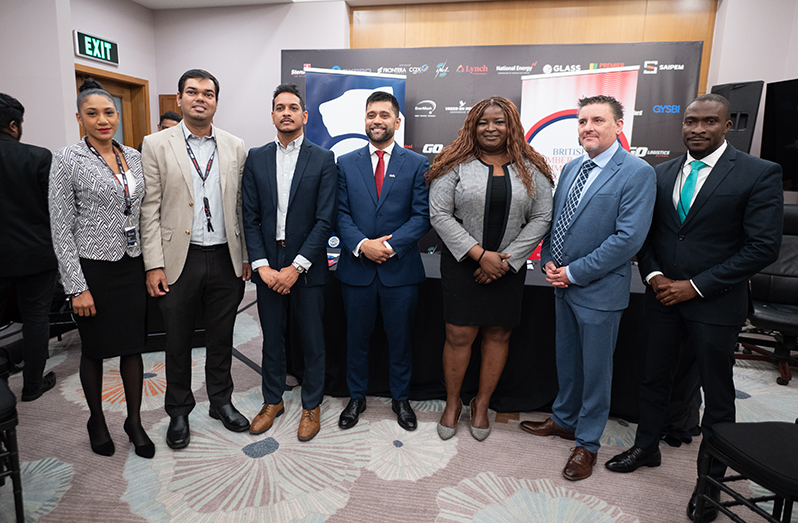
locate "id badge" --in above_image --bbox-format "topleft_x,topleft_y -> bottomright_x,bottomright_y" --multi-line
125,226 -> 138,247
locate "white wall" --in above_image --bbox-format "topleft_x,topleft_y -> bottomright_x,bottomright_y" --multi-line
71,0 -> 161,136
1,0 -> 77,151
709,0 -> 798,157
153,1 -> 349,149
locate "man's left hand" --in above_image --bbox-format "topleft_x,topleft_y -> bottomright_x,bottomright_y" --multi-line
270,266 -> 300,295
655,279 -> 698,306
242,263 -> 252,281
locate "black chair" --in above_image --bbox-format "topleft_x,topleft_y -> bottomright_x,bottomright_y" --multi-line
0,377 -> 23,523
695,421 -> 798,522
737,204 -> 798,385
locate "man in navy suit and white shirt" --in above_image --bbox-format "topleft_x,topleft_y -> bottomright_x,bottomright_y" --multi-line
521,95 -> 656,481
335,91 -> 430,431
605,94 -> 783,522
242,84 -> 338,442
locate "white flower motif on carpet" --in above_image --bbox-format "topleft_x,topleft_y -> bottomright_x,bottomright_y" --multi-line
122,387 -> 370,523
378,397 -> 447,413
435,472 -> 640,523
0,458 -> 73,522
732,360 -> 798,423
232,306 -> 261,347
600,417 -> 637,448
60,349 -> 206,412
749,482 -> 798,522
366,420 -> 457,481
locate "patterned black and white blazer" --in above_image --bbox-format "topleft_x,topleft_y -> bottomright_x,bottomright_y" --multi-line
49,140 -> 144,294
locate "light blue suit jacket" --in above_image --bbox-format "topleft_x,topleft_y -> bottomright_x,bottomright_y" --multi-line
540,145 -> 656,311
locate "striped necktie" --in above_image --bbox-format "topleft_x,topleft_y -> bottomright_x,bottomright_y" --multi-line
551,159 -> 597,266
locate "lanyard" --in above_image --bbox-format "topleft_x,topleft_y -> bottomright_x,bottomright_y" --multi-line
84,137 -> 132,216
184,134 -> 216,232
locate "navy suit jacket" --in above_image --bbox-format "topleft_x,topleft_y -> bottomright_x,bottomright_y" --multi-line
637,144 -> 783,326
541,146 -> 656,311
335,144 -> 430,287
242,137 -> 338,287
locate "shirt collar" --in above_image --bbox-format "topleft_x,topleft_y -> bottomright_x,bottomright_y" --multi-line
181,120 -> 216,141
369,141 -> 395,157
582,140 -> 619,169
275,133 -> 304,151
686,140 -> 727,169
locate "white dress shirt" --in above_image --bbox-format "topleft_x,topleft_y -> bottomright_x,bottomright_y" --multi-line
645,141 -> 729,297
354,141 -> 396,257
250,134 -> 311,271
183,121 -> 227,246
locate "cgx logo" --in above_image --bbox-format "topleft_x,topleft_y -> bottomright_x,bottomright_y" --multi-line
423,144 -> 444,154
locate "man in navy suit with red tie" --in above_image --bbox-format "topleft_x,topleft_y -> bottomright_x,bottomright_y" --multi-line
605,94 -> 783,522
335,91 -> 430,431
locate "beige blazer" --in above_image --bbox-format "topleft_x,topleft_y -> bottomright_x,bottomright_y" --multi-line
140,125 -> 247,284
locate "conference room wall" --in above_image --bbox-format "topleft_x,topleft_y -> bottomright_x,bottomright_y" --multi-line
349,0 -> 718,95
152,2 -> 349,149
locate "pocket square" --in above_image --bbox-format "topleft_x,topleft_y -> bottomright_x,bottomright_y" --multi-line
388,174 -> 396,177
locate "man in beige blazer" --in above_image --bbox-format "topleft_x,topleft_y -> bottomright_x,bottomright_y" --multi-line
141,69 -> 251,450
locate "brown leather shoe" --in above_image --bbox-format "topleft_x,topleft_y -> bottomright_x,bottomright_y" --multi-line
563,447 -> 597,481
298,406 -> 321,441
249,400 -> 285,435
519,417 -> 576,441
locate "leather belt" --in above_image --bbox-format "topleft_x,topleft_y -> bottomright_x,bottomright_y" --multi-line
276,240 -> 286,247
189,243 -> 227,252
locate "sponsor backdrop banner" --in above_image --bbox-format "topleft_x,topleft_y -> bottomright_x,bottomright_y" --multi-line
282,42 -> 701,167
304,68 -> 407,159
521,66 -> 641,182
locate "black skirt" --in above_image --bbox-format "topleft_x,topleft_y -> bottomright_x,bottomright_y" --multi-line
75,254 -> 147,359
440,245 -> 526,327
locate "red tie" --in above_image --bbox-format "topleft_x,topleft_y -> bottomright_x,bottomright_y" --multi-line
375,150 -> 385,198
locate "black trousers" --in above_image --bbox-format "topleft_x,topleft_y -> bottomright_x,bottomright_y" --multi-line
0,269 -> 57,393
634,303 -> 739,477
158,245 -> 244,417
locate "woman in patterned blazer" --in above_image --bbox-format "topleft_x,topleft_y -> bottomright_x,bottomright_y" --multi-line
428,97 -> 554,441
49,79 -> 153,459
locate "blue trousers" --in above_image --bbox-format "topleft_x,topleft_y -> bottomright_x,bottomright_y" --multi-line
341,278 -> 417,400
551,292 -> 623,453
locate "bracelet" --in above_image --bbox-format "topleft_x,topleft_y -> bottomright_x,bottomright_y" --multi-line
477,249 -> 486,263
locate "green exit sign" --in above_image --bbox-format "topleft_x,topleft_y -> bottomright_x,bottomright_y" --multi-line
73,31 -> 119,65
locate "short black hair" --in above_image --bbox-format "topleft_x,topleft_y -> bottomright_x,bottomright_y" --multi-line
577,95 -> 624,122
159,111 -> 182,125
692,93 -> 732,122
366,91 -> 400,117
272,84 -> 305,111
178,69 -> 220,99
0,93 -> 24,130
76,78 -> 115,112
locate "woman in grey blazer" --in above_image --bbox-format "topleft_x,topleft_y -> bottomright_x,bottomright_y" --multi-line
428,97 -> 554,441
50,79 -> 153,458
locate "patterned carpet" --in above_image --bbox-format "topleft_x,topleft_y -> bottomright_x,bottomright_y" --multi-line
2,284 -> 797,523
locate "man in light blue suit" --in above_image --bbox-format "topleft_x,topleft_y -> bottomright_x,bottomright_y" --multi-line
521,95 -> 655,481
335,91 -> 430,431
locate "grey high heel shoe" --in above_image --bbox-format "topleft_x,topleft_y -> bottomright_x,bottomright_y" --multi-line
469,398 -> 491,442
437,403 -> 462,440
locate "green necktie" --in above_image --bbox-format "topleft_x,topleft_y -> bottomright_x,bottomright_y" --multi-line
678,160 -> 706,223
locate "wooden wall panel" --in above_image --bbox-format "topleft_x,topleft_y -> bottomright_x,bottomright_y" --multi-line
351,0 -> 717,93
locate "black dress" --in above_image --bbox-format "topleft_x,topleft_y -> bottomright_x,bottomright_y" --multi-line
441,171 -> 527,327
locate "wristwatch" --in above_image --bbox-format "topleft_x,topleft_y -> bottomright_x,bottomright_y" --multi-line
292,262 -> 306,274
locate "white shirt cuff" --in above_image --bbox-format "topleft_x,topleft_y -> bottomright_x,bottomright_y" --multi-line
645,271 -> 663,284
565,265 -> 576,286
251,258 -> 269,270
384,240 -> 396,258
354,238 -> 367,257
293,254 -> 312,271
689,279 -> 704,298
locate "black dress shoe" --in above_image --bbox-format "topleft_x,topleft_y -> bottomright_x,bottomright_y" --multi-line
87,416 -> 115,456
605,446 -> 662,473
124,418 -> 155,459
166,415 -> 190,450
339,398 -> 366,430
21,371 -> 57,402
687,483 -> 720,522
392,399 -> 417,431
209,404 -> 249,433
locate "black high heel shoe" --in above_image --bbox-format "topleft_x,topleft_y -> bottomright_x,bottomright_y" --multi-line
87,417 -> 115,457
124,418 -> 155,459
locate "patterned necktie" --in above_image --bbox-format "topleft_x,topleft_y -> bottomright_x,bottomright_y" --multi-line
551,159 -> 597,266
678,160 -> 706,223
375,150 -> 385,198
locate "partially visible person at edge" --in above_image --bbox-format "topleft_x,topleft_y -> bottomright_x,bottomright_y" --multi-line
427,96 -> 554,442
49,78 -> 154,459
137,111 -> 182,152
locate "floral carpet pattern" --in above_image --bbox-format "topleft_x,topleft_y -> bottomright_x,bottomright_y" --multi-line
4,294 -> 798,523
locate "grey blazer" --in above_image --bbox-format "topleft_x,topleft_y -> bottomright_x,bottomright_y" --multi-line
49,140 -> 144,294
429,158 -> 553,272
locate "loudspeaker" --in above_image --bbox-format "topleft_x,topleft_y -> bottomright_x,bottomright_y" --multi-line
761,78 -> 798,190
710,81 -> 764,154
